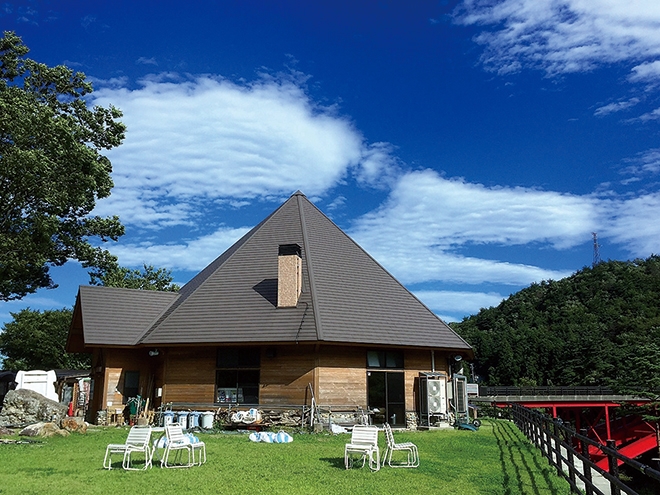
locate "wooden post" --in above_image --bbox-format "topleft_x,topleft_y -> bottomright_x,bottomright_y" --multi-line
606,439 -> 620,495
580,429 -> 594,495
553,420 -> 562,476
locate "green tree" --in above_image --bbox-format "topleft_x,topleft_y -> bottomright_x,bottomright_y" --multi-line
0,31 -> 126,301
0,308 -> 90,370
89,263 -> 180,292
452,255 -> 660,394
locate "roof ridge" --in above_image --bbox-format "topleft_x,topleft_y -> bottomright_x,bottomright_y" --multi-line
296,193 -> 323,341
136,192 -> 305,344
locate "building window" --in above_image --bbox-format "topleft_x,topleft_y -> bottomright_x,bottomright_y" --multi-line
367,350 -> 404,369
216,347 -> 260,404
123,370 -> 140,403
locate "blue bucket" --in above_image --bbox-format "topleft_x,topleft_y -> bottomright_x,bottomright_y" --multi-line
163,411 -> 175,426
176,411 -> 189,427
188,411 -> 201,429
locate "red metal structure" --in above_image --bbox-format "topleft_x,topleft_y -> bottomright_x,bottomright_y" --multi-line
474,386 -> 657,468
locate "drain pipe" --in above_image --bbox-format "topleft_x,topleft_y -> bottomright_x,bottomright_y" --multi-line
431,350 -> 435,372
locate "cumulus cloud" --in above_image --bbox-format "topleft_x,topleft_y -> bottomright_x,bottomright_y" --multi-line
91,74 -> 398,228
414,290 -> 505,318
605,192 -> 660,255
345,168 -> 658,287
109,226 -> 251,271
454,0 -> 660,79
348,169 -> 589,285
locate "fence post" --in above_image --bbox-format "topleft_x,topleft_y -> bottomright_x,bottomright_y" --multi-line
553,420 -> 563,476
565,428 -> 576,491
606,439 -> 621,495
580,429 -> 594,495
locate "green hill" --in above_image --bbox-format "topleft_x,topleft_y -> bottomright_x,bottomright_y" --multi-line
451,255 -> 660,394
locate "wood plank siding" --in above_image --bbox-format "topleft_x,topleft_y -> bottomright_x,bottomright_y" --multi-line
162,348 -> 216,404
260,345 -> 315,405
97,345 -> 453,415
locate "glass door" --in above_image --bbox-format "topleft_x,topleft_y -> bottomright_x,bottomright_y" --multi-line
367,371 -> 405,427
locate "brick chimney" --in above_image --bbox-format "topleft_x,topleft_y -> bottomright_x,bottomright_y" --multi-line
278,244 -> 302,308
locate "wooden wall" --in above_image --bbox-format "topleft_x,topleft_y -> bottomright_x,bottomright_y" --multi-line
317,346 -> 366,407
162,347 -> 216,404
260,345 -> 315,405
103,349 -> 156,409
98,345 -> 453,412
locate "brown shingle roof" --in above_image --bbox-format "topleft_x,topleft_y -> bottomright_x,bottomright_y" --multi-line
72,192 -> 471,352
71,285 -> 178,346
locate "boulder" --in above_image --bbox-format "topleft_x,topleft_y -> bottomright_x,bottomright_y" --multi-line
0,426 -> 13,436
61,417 -> 87,434
0,389 -> 68,427
19,422 -> 69,437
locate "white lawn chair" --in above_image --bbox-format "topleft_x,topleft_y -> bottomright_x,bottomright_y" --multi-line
381,423 -> 419,468
161,424 -> 193,468
344,424 -> 380,471
103,426 -> 153,470
190,434 -> 206,466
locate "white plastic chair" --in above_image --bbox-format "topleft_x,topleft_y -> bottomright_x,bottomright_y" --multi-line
161,424 -> 193,468
381,423 -> 419,468
103,426 -> 153,470
344,425 -> 380,471
191,434 -> 206,466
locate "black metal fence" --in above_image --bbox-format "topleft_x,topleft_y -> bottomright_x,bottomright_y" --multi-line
511,403 -> 660,495
480,386 -> 616,397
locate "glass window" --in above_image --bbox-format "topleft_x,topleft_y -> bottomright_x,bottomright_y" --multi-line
217,347 -> 260,368
216,347 -> 260,404
366,350 -> 403,369
123,371 -> 140,403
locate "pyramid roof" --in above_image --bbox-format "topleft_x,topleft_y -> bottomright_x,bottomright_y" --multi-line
70,192 -> 471,353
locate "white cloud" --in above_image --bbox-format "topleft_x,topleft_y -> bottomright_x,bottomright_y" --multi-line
594,98 -> 640,116
349,169 -> 588,285
604,192 -> 660,255
352,169 -> 597,250
454,0 -> 660,78
631,106 -> 660,122
91,74 -> 399,228
136,57 -> 158,66
414,290 -> 505,316
109,226 -> 251,271
355,142 -> 403,189
629,60 -> 660,83
622,148 -> 660,175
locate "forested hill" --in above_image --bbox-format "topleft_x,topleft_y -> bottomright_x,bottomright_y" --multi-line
450,255 -> 660,394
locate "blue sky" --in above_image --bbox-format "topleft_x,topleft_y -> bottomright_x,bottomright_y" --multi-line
2,0 -> 660,327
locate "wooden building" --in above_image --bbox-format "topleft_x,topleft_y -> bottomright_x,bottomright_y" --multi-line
67,192 -> 472,427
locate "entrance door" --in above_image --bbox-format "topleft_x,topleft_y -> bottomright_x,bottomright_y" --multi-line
367,371 -> 405,427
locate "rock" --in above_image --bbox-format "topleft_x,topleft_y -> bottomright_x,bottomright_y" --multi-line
41,422 -> 69,437
19,422 -> 45,437
0,389 -> 68,427
61,417 -> 87,433
19,422 -> 69,437
0,426 -> 13,436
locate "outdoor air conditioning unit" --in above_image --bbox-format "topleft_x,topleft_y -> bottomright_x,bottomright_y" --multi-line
419,373 -> 448,427
427,378 -> 447,414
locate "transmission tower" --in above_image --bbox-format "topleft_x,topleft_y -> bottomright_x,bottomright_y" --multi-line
592,232 -> 601,267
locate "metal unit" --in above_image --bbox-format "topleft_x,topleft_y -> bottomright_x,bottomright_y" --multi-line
418,373 -> 448,427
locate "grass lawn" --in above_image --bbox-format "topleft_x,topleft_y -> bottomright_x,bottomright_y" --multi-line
0,419 -> 571,495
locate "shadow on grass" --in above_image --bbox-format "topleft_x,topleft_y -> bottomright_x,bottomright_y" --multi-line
319,457 -> 349,470
493,421 -> 566,495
